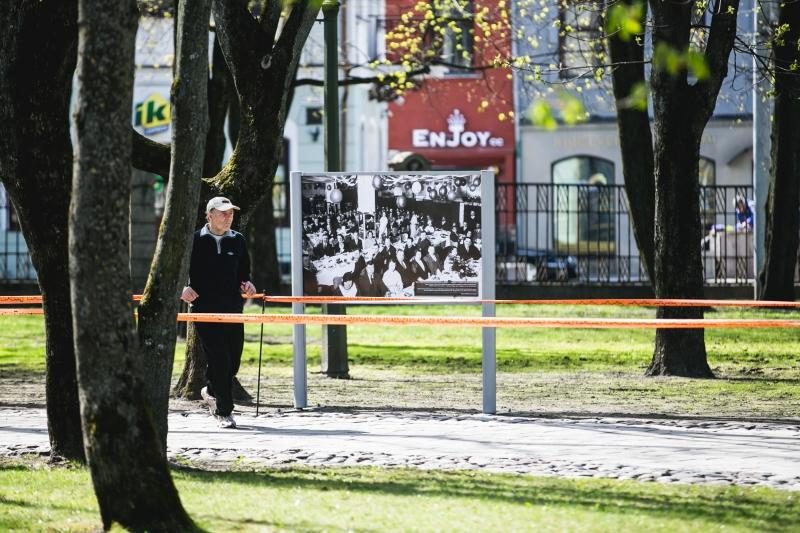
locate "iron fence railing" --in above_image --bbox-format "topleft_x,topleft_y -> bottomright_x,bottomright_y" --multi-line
3,183 -> 798,287
495,183 -> 797,286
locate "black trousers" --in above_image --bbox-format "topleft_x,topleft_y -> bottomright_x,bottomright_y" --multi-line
196,321 -> 244,417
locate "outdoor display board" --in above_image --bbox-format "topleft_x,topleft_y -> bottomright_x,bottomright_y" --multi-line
296,172 -> 489,300
290,171 -> 496,412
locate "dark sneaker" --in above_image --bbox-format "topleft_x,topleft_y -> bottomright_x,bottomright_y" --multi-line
201,386 -> 216,416
218,415 -> 237,429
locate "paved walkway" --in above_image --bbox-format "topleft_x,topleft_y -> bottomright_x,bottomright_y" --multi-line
2,407 -> 799,490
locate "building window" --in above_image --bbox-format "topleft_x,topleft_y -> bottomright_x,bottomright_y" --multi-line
0,185 -> 20,233
698,156 -> 717,229
552,155 -> 615,253
306,107 -> 323,125
558,0 -> 603,79
437,1 -> 474,70
437,0 -> 474,70
273,138 -> 290,226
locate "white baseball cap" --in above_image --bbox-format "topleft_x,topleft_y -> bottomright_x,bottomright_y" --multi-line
206,196 -> 240,214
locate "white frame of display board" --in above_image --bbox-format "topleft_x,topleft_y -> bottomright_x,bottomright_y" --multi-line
289,170 -> 496,413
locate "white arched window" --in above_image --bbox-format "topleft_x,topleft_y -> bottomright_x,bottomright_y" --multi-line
551,155 -> 616,253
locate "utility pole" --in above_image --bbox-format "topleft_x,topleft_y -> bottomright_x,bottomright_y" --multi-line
752,1 -> 772,298
321,0 -> 349,377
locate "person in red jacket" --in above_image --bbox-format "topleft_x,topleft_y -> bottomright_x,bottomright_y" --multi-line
181,197 -> 256,429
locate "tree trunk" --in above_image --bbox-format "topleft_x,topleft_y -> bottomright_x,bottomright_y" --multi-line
175,325 -> 252,402
644,0 -> 739,377
760,0 -> 800,301
605,0 -> 655,283
138,0 -> 210,453
0,0 -> 85,461
203,33 -> 233,179
174,323 -> 206,398
175,1 -> 320,399
248,195 -> 282,295
648,124 -> 711,377
71,0 -> 194,529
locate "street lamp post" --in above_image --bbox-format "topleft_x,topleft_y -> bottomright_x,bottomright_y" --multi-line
320,0 -> 349,377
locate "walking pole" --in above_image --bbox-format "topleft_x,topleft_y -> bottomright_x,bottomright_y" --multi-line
255,293 -> 266,416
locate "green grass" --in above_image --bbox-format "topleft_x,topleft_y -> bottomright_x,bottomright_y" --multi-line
3,304 -> 800,418
4,304 -> 799,375
236,303 -> 800,373
1,459 -> 798,532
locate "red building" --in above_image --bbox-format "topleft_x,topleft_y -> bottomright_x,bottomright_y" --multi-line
385,0 -> 515,188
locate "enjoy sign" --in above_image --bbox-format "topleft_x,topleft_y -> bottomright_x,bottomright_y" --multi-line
411,109 -> 505,149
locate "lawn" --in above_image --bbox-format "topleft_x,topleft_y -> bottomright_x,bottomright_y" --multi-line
1,458 -> 798,532
2,304 -> 799,418
2,304 -> 799,530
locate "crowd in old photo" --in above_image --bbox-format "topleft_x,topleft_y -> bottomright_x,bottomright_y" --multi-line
302,204 -> 482,297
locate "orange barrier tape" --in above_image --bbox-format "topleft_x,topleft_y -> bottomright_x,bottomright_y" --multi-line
262,296 -> 800,308
175,312 -> 800,329
3,294 -> 799,308
0,308 -> 44,315
0,293 -> 262,305
2,307 -> 798,328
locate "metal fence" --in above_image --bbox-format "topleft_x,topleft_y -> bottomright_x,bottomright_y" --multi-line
0,195 -> 37,283
495,183 -> 796,286
3,183 -> 798,288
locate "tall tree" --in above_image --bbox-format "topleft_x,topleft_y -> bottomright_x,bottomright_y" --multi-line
0,0 -> 84,461
137,0 -> 211,451
602,0 -> 739,376
175,0 -> 321,398
645,0 -> 739,376
605,0 -> 655,283
70,0 -> 194,528
760,1 -> 800,301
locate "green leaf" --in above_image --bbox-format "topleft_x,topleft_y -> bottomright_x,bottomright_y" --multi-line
605,2 -> 643,41
559,92 -> 588,125
653,42 -> 683,75
529,100 -> 558,130
686,50 -> 710,81
627,82 -> 649,111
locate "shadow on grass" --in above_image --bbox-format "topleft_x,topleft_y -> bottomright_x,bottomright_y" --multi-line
175,467 -> 797,532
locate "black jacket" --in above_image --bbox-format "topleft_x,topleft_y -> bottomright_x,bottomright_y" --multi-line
188,226 -> 252,313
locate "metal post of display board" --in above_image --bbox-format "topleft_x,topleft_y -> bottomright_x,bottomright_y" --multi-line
480,169 -> 496,414
290,171 -> 307,408
255,294 -> 266,416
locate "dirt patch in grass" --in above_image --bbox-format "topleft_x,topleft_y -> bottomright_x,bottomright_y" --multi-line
5,365 -> 798,422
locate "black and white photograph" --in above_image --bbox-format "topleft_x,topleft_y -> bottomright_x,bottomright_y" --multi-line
299,173 -> 483,299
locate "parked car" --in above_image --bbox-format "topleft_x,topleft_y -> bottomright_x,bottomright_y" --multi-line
502,248 -> 579,282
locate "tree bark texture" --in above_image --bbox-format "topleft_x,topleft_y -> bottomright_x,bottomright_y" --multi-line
248,195 -> 282,295
0,0 -> 85,461
175,1 -> 319,399
645,0 -> 738,377
605,0 -> 655,283
71,0 -> 194,529
760,1 -> 800,301
137,0 -> 210,454
203,34 -> 234,179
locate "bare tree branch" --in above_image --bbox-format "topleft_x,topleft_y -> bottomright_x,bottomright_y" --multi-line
131,129 -> 170,177
212,0 -> 261,88
260,0 -> 283,46
693,0 -> 740,121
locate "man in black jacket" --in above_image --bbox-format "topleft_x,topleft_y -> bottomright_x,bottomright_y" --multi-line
181,197 -> 256,429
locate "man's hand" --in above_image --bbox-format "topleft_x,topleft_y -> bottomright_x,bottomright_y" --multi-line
180,286 -> 198,303
240,280 -> 257,297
